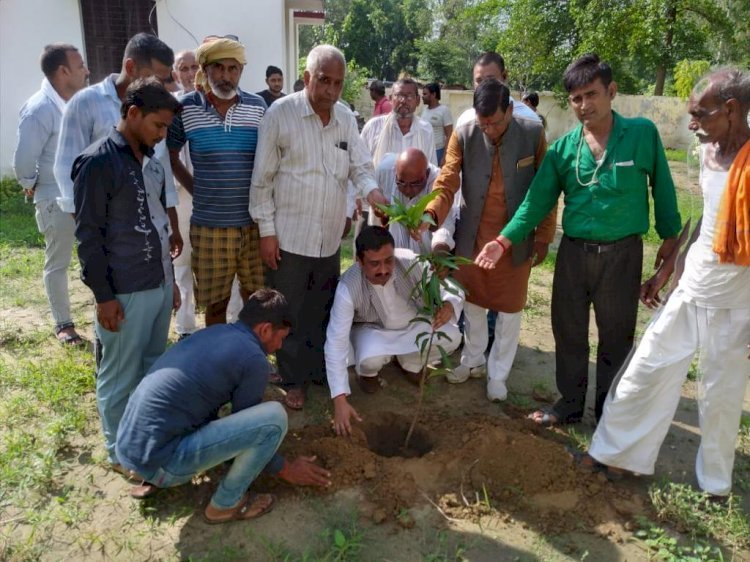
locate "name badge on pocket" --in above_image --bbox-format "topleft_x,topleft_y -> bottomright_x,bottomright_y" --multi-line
615,160 -> 635,167
516,155 -> 535,170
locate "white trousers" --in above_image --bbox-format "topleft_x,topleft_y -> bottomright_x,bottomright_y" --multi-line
356,322 -> 461,376
590,288 -> 750,495
173,264 -> 197,335
35,199 -> 76,329
461,302 -> 522,383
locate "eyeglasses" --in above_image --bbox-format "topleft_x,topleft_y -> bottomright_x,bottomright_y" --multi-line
393,93 -> 417,101
202,34 -> 240,43
396,177 -> 427,190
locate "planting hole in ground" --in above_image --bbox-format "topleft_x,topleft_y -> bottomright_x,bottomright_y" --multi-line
363,413 -> 434,458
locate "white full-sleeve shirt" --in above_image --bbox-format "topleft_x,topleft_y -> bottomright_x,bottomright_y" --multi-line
250,93 -> 378,258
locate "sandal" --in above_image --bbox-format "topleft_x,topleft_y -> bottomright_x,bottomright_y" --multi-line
203,492 -> 276,524
528,406 -> 560,426
568,448 -> 624,482
55,325 -> 84,347
283,387 -> 306,410
528,406 -> 581,427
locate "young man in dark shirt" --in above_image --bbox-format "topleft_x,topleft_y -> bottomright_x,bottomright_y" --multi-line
256,65 -> 285,107
116,289 -> 331,523
73,77 -> 182,473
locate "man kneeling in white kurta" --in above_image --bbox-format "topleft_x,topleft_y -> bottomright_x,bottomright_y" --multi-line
583,69 -> 750,497
326,226 -> 463,436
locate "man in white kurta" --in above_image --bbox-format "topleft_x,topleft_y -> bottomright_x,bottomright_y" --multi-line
586,69 -> 750,497
360,78 -> 438,167
326,226 -> 463,436
372,148 -> 456,253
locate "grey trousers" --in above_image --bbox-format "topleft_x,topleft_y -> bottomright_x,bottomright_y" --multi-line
551,234 -> 643,422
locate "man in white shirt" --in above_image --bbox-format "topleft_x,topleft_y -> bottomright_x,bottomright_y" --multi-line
373,148 -> 455,253
14,43 -> 89,346
456,52 -> 541,128
250,45 -> 387,410
361,78 -> 438,167
421,82 -> 453,165
580,68 -> 750,498
326,226 -> 463,436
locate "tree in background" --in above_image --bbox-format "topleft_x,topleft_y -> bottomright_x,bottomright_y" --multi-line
300,0 -> 746,96
340,0 -> 432,80
673,59 -> 711,100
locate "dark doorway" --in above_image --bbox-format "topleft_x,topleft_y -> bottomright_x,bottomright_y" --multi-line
80,0 -> 157,83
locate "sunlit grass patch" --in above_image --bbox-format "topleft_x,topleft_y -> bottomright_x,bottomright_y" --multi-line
649,481 -> 750,552
0,351 -> 95,505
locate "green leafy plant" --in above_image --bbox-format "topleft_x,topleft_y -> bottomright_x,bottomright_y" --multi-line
377,192 -> 471,449
674,59 -> 711,101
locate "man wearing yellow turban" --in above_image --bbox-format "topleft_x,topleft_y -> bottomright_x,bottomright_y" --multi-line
168,36 -> 267,327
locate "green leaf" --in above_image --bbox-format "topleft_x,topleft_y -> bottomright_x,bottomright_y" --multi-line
334,529 -> 346,548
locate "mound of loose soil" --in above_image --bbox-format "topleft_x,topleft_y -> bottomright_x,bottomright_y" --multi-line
270,411 -> 647,537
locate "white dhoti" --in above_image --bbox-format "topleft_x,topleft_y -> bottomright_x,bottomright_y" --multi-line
174,188 -> 197,335
589,288 -> 750,495
352,320 -> 462,376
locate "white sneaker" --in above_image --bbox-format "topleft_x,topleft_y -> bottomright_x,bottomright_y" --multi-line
445,363 -> 486,384
487,379 -> 507,402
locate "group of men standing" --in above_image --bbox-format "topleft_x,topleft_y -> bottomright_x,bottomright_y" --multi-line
12,28 -> 750,522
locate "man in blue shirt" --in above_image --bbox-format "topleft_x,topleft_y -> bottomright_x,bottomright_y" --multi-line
73,78 -> 182,473
168,36 -> 266,327
117,289 -> 331,523
13,43 -> 89,345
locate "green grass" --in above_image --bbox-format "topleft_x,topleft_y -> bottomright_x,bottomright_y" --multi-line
0,352 -> 95,505
634,517 -> 725,562
665,148 -> 688,162
0,178 -> 42,247
649,482 -> 750,552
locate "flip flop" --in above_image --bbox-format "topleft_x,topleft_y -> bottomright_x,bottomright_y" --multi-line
130,481 -> 159,499
110,463 -> 138,482
203,492 -> 276,525
283,387 -> 306,410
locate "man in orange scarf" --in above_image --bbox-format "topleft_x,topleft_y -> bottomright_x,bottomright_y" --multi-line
576,68 -> 750,498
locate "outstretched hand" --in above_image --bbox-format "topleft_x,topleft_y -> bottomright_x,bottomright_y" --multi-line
474,240 -> 504,269
366,188 -> 389,223
279,456 -> 331,487
409,221 -> 431,242
333,396 -> 362,437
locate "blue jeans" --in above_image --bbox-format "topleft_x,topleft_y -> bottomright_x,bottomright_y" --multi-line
142,402 -> 288,509
96,283 -> 173,463
436,147 -> 445,165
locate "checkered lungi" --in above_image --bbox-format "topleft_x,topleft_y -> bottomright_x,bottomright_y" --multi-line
190,223 -> 264,308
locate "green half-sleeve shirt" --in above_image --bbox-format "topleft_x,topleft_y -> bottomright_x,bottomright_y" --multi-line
502,111 -> 682,244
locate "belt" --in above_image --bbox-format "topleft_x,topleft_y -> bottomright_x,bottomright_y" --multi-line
564,234 -> 640,254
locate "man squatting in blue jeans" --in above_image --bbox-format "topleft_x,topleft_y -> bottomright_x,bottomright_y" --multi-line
115,289 -> 331,524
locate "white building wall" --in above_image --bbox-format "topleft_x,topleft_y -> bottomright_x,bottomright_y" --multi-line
0,0 -> 84,175
155,0 -> 287,96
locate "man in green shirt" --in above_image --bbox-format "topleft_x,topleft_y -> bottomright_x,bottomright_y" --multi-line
475,54 -> 681,425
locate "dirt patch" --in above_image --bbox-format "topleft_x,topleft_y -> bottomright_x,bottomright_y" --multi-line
272,411 -> 647,538
362,413 -> 434,458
